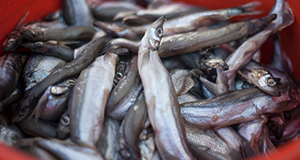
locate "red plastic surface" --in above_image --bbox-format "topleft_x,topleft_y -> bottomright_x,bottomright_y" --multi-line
0,0 -> 299,160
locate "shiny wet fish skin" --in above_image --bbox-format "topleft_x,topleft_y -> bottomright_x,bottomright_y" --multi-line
0,0 -> 299,159
138,17 -> 195,160
70,53 -> 118,147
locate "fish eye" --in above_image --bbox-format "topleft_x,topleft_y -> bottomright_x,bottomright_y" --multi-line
61,116 -> 70,125
67,79 -> 76,85
267,78 -> 276,86
156,27 -> 163,37
116,72 -> 123,80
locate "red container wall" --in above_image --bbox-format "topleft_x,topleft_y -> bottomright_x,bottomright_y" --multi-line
0,0 -> 299,160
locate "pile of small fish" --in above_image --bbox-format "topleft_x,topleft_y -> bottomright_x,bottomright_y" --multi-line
0,0 -> 298,159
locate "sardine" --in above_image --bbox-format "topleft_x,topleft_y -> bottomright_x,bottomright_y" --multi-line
224,29 -> 274,91
106,56 -> 143,120
158,14 -> 276,58
238,60 -> 280,96
70,53 -> 118,147
159,1 -> 261,36
180,86 -> 300,129
225,0 -> 294,91
1,1 -> 299,159
22,54 -> 66,95
97,2 -> 262,39
138,16 -> 195,159
21,26 -> 96,42
18,36 -> 109,122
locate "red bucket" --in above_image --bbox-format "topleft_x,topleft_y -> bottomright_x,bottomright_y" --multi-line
0,0 -> 299,159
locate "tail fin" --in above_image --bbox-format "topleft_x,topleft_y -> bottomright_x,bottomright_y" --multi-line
278,2 -> 294,31
15,12 -> 30,29
239,1 -> 263,16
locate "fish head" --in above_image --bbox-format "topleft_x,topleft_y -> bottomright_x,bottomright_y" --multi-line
252,69 -> 280,96
20,27 -> 41,41
143,16 -> 165,51
2,35 -> 22,52
200,57 -> 228,75
115,61 -> 127,82
47,78 -> 76,99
